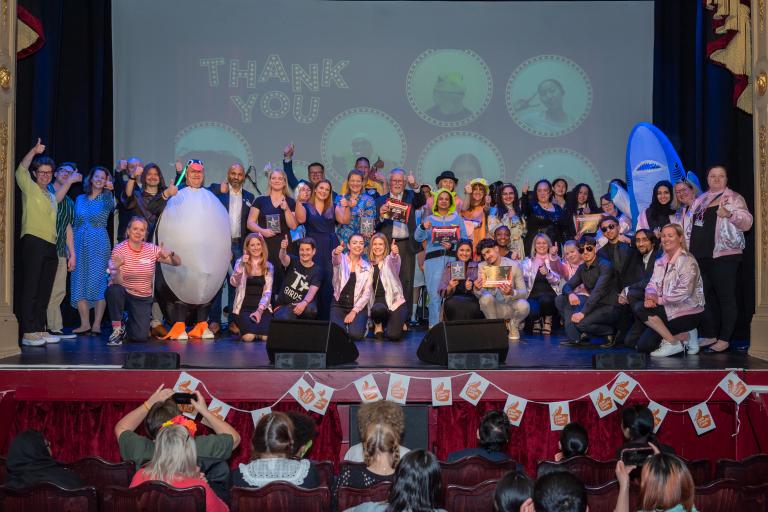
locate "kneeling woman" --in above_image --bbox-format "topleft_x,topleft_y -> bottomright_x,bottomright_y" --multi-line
521,233 -> 563,334
231,233 -> 274,341
637,224 -> 704,357
438,239 -> 482,321
331,234 -> 372,340
368,233 -> 409,340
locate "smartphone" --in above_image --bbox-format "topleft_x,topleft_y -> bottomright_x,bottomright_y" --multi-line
172,392 -> 195,404
621,447 -> 655,466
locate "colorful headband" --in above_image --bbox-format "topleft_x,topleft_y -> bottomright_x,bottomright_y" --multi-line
161,415 -> 197,437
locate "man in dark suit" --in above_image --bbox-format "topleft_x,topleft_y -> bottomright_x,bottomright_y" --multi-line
208,163 -> 255,335
620,229 -> 661,348
375,168 -> 425,319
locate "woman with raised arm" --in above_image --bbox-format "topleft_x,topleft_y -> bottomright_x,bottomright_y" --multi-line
367,233 -> 409,340
295,179 -> 350,319
330,234 -> 372,340
230,233 -> 274,342
70,165 -> 115,335
337,169 -> 377,248
122,163 -> 178,239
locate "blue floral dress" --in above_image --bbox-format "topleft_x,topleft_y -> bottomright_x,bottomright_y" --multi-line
335,193 -> 376,248
70,192 -> 114,306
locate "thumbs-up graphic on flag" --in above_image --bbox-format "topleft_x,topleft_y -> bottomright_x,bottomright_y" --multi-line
612,380 -> 629,400
596,392 -> 613,412
506,402 -> 522,423
695,409 -> 712,429
552,406 -> 569,427
298,385 -> 315,404
464,380 -> 483,401
390,380 -> 406,401
727,379 -> 747,398
362,380 -> 380,401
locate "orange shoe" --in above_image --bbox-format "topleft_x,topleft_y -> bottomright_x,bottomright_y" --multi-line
162,322 -> 188,341
188,321 -> 208,338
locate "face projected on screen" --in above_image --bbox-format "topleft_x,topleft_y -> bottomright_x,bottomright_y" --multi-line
450,153 -> 482,185
425,72 -> 473,122
351,136 -> 374,160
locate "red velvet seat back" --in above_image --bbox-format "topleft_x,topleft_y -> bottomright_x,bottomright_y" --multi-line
693,479 -> 742,512
537,456 -> 617,486
0,482 -> 98,512
66,457 -> 135,489
100,481 -> 205,512
313,461 -> 334,488
716,454 -> 768,486
337,482 -> 392,511
440,457 -> 518,488
743,483 -> 768,512
444,479 -> 498,512
585,481 -> 619,512
231,483 -> 330,512
678,457 -> 712,486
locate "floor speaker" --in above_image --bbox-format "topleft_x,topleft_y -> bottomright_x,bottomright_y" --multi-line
123,352 -> 180,369
417,319 -> 508,367
267,319 -> 359,367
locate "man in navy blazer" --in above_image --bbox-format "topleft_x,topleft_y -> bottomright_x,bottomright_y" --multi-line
375,168 -> 426,320
208,163 -> 255,335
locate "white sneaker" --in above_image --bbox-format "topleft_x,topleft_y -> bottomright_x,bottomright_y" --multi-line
651,340 -> 684,358
22,333 -> 46,347
107,325 -> 126,346
39,332 -> 60,344
685,329 -> 699,355
507,321 -> 520,341
202,328 -> 215,339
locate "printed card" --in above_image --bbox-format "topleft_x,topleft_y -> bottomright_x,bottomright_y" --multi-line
386,374 -> 411,405
647,401 -> 669,433
384,198 -> 411,223
688,402 -> 716,435
432,225 -> 460,245
549,401 -> 571,431
459,373 -> 490,406
431,377 -> 453,407
589,385 -> 618,418
308,382 -> 334,415
202,398 -> 231,428
173,372 -> 201,419
288,377 -> 318,412
718,372 -> 750,404
503,394 -> 528,427
354,374 -> 383,403
609,372 -> 638,405
250,407 -> 271,428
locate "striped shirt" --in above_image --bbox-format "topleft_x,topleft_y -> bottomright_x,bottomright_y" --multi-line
111,241 -> 161,297
48,184 -> 75,257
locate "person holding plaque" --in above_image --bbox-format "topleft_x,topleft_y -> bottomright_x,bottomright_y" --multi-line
521,234 -> 564,335
473,239 -> 530,340
337,169 -> 377,249
376,169 -> 426,321
414,189 -> 469,328
367,234 -> 409,340
564,183 -> 598,239
438,239 -> 482,321
555,236 -> 618,347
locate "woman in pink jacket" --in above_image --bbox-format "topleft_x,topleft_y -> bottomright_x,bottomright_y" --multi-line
637,224 -> 705,357
688,165 -> 753,353
331,234 -> 373,340
368,233 -> 408,340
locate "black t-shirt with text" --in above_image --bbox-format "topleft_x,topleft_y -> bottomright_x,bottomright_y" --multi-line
277,256 -> 322,305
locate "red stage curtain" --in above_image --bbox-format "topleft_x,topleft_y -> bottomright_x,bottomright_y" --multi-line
5,401 -> 342,468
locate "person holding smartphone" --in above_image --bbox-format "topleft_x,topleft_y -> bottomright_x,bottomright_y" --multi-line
614,452 -> 696,512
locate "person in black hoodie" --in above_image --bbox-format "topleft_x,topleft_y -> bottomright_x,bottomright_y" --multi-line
5,430 -> 83,489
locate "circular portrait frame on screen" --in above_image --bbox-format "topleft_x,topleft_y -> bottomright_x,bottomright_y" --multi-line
506,55 -> 592,137
407,49 -> 493,128
515,148 -> 602,195
416,131 -> 506,187
321,107 -> 407,188
174,121 -> 254,185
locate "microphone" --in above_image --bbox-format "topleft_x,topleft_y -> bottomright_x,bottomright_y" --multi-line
244,165 -> 262,195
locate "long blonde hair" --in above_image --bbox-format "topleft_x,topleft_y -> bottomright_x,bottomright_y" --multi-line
367,233 -> 391,263
269,169 -> 293,198
142,425 -> 198,482
242,233 -> 270,276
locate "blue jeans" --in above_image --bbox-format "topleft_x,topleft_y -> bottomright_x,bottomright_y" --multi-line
424,255 -> 456,327
209,240 -> 243,325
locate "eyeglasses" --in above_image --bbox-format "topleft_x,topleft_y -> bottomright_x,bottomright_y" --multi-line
578,245 -> 595,253
600,224 -> 616,233
35,171 -> 53,176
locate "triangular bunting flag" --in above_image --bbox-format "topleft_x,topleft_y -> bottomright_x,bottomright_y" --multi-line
288,377 -> 318,412
308,382 -> 334,415
503,394 -> 528,427
549,401 -> 571,431
647,401 -> 668,433
589,385 -> 618,418
250,407 -> 271,427
431,377 -> 452,406
459,373 -> 490,406
386,374 -> 411,405
609,372 -> 638,405
718,372 -> 750,404
354,374 -> 383,403
688,403 -> 716,435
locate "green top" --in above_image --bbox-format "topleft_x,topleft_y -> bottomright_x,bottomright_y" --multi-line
48,183 -> 74,257
16,164 -> 57,244
640,506 -> 698,512
118,430 -> 234,469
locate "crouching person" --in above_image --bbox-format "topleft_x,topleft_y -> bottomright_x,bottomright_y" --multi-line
107,216 -> 180,345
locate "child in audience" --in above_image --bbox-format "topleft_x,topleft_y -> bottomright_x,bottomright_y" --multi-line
130,423 -> 229,512
344,401 -> 410,462
447,410 -> 522,469
494,470 -> 534,512
336,422 -> 398,489
287,411 -> 318,458
5,430 -> 83,490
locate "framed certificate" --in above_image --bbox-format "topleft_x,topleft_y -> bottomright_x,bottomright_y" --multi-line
482,265 -> 513,288
432,225 -> 460,245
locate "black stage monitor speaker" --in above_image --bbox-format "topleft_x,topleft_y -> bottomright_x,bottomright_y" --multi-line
417,319 -> 508,368
267,319 -> 359,368
123,352 -> 180,369
593,353 -> 647,370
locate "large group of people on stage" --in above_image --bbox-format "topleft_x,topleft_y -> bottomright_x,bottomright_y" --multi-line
16,138 -> 753,357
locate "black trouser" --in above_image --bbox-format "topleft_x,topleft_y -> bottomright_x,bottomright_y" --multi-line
370,302 -> 409,340
635,306 -> 702,353
396,240 -> 417,315
106,285 -> 153,342
527,293 -> 557,321
273,302 -> 319,321
697,255 -> 740,341
444,294 -> 484,321
20,235 -> 58,334
330,303 -> 368,340
555,294 -> 617,341
235,307 -> 272,336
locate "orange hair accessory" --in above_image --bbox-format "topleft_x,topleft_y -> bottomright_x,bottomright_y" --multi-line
161,415 -> 197,437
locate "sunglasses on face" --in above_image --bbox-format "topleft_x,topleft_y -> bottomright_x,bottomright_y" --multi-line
578,245 -> 595,253
600,224 -> 616,233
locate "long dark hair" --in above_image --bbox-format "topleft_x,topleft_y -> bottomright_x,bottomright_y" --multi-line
645,180 -> 676,231
621,405 -> 658,445
84,166 -> 110,195
386,450 -> 442,512
140,163 -> 168,191
495,183 -> 520,217
494,471 -> 533,512
565,183 -> 598,217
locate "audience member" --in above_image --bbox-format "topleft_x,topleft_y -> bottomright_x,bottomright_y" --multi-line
614,453 -> 697,512
345,401 -> 410,462
533,470 -> 587,512
345,450 -> 446,512
555,422 -> 589,461
494,470 -> 534,512
5,430 -> 83,490
617,404 -> 675,458
286,411 -> 318,458
231,412 -> 319,488
337,422 -> 398,489
447,410 -> 522,469
129,423 -> 228,512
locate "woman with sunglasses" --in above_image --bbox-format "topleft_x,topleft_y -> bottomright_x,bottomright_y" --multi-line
688,165 -> 752,353
437,239 -> 482,321
637,181 -> 676,235
521,233 -> 564,334
636,224 -> 704,357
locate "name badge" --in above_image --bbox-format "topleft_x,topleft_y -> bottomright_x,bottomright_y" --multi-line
139,258 -> 151,264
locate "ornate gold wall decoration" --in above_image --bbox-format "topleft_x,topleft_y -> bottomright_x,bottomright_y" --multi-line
760,125 -> 768,264
0,121 -> 7,265
0,66 -> 10,90
760,0 -> 766,32
759,71 -> 768,95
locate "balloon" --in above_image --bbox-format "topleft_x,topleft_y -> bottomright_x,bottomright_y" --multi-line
156,187 -> 230,305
